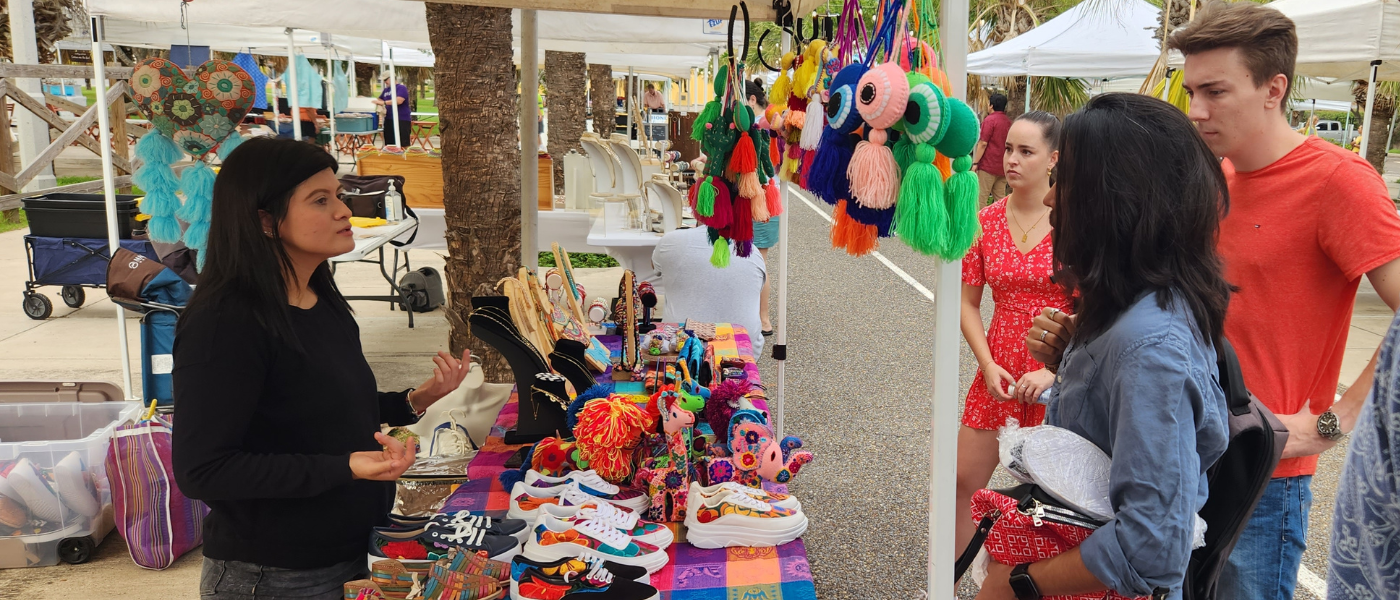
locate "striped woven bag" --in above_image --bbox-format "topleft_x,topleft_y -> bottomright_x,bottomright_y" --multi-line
104,404 -> 208,569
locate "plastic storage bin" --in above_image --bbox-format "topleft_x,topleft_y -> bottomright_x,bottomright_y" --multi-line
0,382 -> 138,568
22,194 -> 143,240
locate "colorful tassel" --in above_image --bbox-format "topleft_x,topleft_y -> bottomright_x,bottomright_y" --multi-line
697,176 -> 717,217
216,132 -> 246,161
739,171 -> 763,203
785,109 -> 806,130
845,200 -> 897,238
808,128 -> 856,205
177,161 -> 217,269
832,200 -> 879,256
831,200 -> 851,249
687,176 -> 702,212
749,180 -> 771,223
895,143 -> 950,257
799,149 -> 817,189
945,155 -> 982,259
848,129 -> 900,209
893,136 -> 917,177
765,180 -> 783,218
730,194 -> 754,243
935,152 -> 953,180
704,180 -> 733,230
132,131 -> 184,244
736,240 -> 753,257
800,93 -> 825,150
730,132 -> 757,174
710,235 -> 731,268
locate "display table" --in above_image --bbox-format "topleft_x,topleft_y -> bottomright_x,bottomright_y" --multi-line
586,216 -> 662,282
439,325 -> 817,600
410,120 -> 437,150
394,208 -> 609,255
331,218 -> 418,327
356,149 -> 445,209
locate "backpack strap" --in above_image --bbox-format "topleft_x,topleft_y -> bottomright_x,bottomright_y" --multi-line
389,204 -> 420,248
1215,338 -> 1253,417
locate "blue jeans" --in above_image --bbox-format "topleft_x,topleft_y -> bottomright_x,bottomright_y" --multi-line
1217,475 -> 1312,600
200,557 -> 366,599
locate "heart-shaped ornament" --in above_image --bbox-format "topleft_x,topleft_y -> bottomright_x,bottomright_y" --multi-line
130,58 -> 256,159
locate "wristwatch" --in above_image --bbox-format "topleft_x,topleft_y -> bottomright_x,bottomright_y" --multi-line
1317,409 -> 1344,441
1009,563 -> 1042,600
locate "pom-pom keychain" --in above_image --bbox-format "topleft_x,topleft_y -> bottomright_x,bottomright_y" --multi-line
847,63 -> 908,209
935,97 -> 983,259
691,64 -> 728,141
807,63 -> 869,204
894,73 -> 953,256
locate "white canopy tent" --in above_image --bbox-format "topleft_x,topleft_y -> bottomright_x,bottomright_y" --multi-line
966,0 -> 1161,78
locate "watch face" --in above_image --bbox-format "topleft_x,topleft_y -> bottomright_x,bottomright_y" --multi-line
1318,411 -> 1342,439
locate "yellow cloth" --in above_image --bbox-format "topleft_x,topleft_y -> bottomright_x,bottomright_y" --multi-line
349,216 -> 388,228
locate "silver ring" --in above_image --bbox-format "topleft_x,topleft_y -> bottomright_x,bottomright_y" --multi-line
1050,308 -> 1061,320
1040,329 -> 1049,341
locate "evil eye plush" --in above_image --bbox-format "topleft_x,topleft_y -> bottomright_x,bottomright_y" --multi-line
934,96 -> 982,159
902,73 -> 951,146
824,63 -> 869,134
854,62 -> 909,131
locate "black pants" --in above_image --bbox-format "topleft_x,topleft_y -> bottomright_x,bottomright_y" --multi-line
383,119 -> 411,147
200,557 -> 366,599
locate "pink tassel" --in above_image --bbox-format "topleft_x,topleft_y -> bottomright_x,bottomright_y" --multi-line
848,129 -> 900,209
765,180 -> 783,217
739,171 -> 763,202
707,181 -> 733,230
750,181 -> 771,223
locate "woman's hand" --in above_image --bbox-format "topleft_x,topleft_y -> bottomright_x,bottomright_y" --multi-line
974,561 -> 1016,600
370,98 -> 384,106
1014,368 -> 1056,404
982,362 -> 1018,402
409,350 -> 472,413
1027,308 -> 1077,366
349,432 -> 416,481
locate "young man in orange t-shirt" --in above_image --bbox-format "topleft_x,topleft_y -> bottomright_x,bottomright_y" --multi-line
1172,4 -> 1400,599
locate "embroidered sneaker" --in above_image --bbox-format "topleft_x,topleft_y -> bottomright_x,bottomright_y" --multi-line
683,488 -> 808,549
370,523 -> 520,564
509,555 -> 659,600
523,471 -> 649,512
389,513 -> 530,544
522,514 -> 669,575
539,502 -> 673,549
5,458 -> 63,524
687,481 -> 802,512
507,481 -> 637,522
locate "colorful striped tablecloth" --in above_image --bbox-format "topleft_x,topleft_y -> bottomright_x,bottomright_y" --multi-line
440,325 -> 817,600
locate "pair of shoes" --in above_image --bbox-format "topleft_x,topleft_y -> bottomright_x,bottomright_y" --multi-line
692,481 -> 801,512
423,549 -> 510,599
387,512 -> 531,544
683,481 -> 808,549
539,501 -> 674,549
370,520 -> 521,565
522,514 -> 670,575
344,579 -> 387,600
369,557 -> 431,598
510,555 -> 659,599
507,471 -> 648,522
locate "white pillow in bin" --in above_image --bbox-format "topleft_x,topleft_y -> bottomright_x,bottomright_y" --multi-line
6,458 -> 63,523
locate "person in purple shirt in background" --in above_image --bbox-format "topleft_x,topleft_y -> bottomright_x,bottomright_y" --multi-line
972,92 -> 1012,206
372,72 -> 412,147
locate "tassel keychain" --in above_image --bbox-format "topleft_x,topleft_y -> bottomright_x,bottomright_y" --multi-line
894,73 -> 952,256
847,63 -> 908,210
808,63 -> 869,205
797,40 -> 829,152
132,131 -> 184,244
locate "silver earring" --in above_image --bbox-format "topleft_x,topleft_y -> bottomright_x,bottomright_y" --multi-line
264,230 -> 273,237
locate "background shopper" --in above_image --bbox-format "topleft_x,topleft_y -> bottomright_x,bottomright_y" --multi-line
955,110 -> 1071,553
173,138 -> 469,599
971,92 -> 1011,205
1008,93 -> 1233,600
747,78 -> 778,337
372,72 -> 412,147
652,226 -> 766,355
1170,4 -> 1400,598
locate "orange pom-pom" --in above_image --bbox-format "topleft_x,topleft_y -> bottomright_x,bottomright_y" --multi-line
730,132 -> 757,174
765,180 -> 783,218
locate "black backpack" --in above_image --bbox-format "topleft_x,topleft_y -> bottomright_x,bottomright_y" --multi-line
1184,338 -> 1288,600
953,338 -> 1287,600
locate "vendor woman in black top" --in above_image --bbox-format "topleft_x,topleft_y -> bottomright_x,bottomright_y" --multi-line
172,137 -> 469,599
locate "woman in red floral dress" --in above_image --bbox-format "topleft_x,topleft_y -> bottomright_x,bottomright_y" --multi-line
955,111 -> 1074,552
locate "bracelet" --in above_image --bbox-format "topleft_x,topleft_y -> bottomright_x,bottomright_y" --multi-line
404,388 -> 425,418
1044,362 -> 1059,375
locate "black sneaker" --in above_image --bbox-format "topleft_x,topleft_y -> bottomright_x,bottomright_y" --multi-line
370,523 -> 519,563
509,555 -> 658,599
389,512 -> 530,544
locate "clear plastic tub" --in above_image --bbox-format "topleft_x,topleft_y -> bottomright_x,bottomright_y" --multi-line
0,382 -> 137,568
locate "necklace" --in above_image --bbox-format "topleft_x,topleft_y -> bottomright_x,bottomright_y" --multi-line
1008,205 -> 1051,243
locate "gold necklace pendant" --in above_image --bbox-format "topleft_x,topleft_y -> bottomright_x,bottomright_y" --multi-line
1021,233 -> 1029,243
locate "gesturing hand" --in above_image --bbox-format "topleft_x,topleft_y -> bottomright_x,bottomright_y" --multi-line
982,362 -> 1018,402
1027,308 -> 1077,367
350,432 -> 417,481
409,350 -> 472,413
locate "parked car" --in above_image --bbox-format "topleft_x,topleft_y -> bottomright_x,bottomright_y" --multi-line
1311,120 -> 1358,145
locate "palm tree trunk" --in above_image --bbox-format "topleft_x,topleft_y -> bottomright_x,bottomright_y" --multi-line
427,2 -> 521,381
589,65 -> 614,136
1354,81 -> 1398,173
546,51 -> 586,196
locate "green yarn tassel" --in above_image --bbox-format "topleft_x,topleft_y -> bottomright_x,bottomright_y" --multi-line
893,136 -> 917,177
698,177 -> 717,217
945,155 -> 982,259
710,236 -> 731,268
691,100 -> 722,141
894,143 -> 948,257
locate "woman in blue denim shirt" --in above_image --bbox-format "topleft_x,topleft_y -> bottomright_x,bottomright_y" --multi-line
977,94 -> 1233,600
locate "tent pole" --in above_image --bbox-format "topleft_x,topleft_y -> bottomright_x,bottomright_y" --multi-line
627,67 -> 635,142
389,45 -> 401,147
774,26 -> 791,439
1309,99 -> 1316,135
90,16 -> 135,401
933,0 -> 969,596
1360,60 -> 1381,161
520,10 -> 539,271
286,28 -> 303,141
1387,104 -> 1398,156
1025,75 -> 1032,113
348,52 -> 355,95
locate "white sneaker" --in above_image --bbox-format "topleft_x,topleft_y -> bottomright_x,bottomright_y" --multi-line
6,458 -> 63,523
508,481 -> 640,523
518,472 -> 650,513
540,501 -> 674,549
686,481 -> 801,513
53,452 -> 100,518
523,514 -> 670,575
683,488 -> 808,549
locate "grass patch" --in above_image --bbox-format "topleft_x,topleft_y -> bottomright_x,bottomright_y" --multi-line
415,94 -> 440,137
0,210 -> 26,234
538,252 -> 618,269
55,175 -> 143,195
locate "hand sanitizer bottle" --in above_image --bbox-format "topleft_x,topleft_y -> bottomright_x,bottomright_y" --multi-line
385,180 -> 404,222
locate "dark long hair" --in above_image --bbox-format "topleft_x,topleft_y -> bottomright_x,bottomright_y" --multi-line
185,138 -> 347,352
1051,93 -> 1232,345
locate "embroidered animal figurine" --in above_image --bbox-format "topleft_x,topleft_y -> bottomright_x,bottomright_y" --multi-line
636,388 -> 703,521
705,409 -> 813,486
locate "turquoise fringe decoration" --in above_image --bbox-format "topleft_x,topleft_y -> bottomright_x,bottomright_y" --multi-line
216,132 -> 246,161
132,131 -> 184,243
177,161 -> 217,270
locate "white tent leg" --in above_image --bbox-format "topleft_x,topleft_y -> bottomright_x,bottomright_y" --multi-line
774,26 -> 791,439
286,28 -> 303,141
932,0 -> 969,596
1025,75 -> 1032,113
1387,105 -> 1398,156
1360,60 -> 1381,161
520,10 -> 539,270
90,16 -> 135,401
389,47 -> 400,147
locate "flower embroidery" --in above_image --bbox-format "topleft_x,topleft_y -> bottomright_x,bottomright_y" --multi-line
173,130 -> 216,157
197,114 -> 233,142
166,93 -> 203,126
203,70 -> 244,102
131,65 -> 163,98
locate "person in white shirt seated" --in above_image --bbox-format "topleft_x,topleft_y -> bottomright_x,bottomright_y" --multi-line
651,227 -> 766,355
